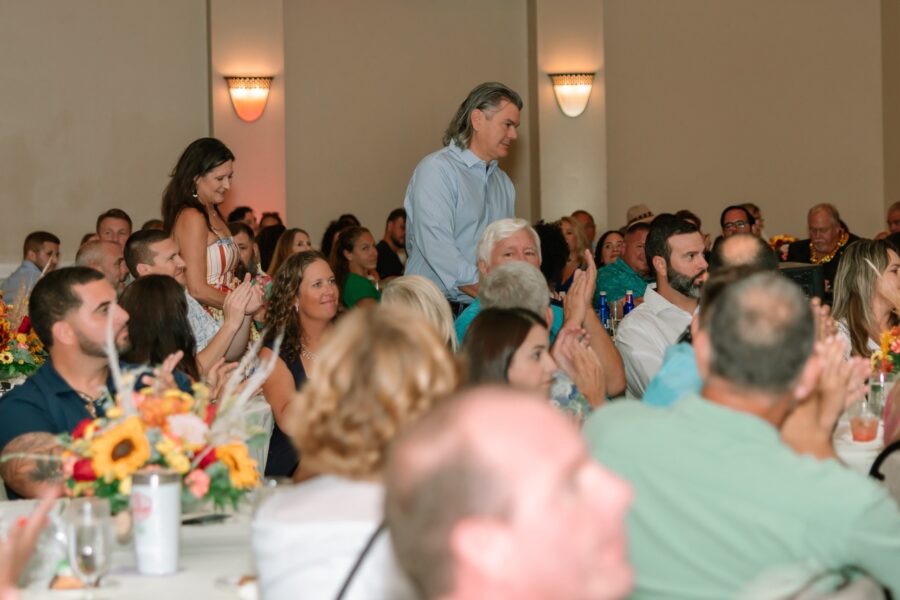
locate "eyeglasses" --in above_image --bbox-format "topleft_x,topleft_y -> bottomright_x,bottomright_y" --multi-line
723,220 -> 749,231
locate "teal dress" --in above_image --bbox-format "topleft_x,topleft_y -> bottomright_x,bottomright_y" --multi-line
341,272 -> 381,308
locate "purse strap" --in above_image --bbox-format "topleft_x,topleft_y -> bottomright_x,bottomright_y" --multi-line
334,520 -> 386,600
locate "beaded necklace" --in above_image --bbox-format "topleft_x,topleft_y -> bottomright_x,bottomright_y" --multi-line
809,231 -> 849,265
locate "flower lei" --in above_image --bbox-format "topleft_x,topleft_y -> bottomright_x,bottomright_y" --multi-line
809,231 -> 849,265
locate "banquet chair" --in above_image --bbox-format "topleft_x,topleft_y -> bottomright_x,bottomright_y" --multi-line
869,440 -> 900,506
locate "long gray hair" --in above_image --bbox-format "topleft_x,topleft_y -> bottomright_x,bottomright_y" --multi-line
442,82 -> 523,149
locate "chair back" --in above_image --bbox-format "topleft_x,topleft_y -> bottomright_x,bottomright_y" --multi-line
869,439 -> 900,505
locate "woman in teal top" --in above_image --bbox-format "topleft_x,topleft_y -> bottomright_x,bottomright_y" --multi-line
331,225 -> 381,308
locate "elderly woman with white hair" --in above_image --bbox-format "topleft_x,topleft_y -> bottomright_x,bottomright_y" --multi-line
455,217 -> 625,397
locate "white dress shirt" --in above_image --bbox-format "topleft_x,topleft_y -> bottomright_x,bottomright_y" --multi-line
616,287 -> 693,398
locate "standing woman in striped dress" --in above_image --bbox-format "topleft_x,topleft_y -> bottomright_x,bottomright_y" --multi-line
162,137 -> 242,311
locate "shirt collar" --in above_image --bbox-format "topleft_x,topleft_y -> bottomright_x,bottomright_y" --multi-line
675,393 -> 782,445
38,357 -> 117,398
449,140 -> 498,173
22,261 -> 41,273
642,287 -> 693,318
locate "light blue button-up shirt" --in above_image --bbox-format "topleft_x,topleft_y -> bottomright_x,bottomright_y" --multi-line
1,260 -> 41,305
404,141 -> 515,303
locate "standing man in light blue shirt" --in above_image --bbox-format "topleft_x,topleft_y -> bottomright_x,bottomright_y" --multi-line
2,231 -> 60,305
404,82 -> 521,311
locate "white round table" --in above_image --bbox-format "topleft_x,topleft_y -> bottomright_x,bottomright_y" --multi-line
15,508 -> 257,600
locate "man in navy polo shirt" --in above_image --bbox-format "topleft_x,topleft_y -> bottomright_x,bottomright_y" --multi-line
0,267 -> 131,499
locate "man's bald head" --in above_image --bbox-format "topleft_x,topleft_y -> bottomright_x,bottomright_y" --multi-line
75,240 -> 128,293
708,234 -> 778,275
385,387 -> 633,600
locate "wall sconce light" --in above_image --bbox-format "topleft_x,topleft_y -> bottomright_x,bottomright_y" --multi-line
225,76 -> 273,123
549,73 -> 595,117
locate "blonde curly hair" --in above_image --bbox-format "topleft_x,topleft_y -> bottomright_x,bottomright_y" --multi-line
289,304 -> 459,479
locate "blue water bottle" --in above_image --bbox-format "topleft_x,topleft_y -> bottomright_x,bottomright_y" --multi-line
623,290 -> 635,315
598,291 -> 610,330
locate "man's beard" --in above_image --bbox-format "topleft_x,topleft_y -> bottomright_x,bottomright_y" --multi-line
76,328 -> 131,358
391,234 -> 405,249
668,266 -> 706,299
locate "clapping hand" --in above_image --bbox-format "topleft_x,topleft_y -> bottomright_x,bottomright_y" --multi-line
781,336 -> 870,458
223,276 -> 256,326
551,327 -> 606,407
810,297 -> 837,342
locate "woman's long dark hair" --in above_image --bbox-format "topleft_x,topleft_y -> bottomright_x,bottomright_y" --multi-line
161,137 -> 234,233
264,251 -> 330,365
533,220 -> 568,290
462,307 -> 546,385
257,224 -> 287,273
595,229 -> 625,266
330,226 -> 370,302
120,275 -> 200,380
320,214 -> 360,260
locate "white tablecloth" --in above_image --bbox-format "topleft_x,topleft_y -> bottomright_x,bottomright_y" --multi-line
3,502 -> 258,599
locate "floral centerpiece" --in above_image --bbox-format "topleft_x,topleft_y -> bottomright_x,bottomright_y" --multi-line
53,327 -> 281,514
0,299 -> 46,383
58,381 -> 263,514
871,326 -> 900,375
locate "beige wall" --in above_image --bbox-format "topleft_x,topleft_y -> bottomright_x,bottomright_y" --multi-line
282,0 -> 533,245
210,0 -> 287,222
604,0 -> 886,239
0,0 -> 209,267
883,0 -> 900,217
535,0 -> 608,233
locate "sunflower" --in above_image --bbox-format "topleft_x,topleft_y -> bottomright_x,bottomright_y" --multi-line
90,416 -> 151,480
215,443 -> 258,489
0,352 -> 12,365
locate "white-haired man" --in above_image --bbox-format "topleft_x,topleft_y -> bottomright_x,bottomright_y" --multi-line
404,82 -> 522,312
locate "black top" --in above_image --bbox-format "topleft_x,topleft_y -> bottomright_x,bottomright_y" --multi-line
375,240 -> 404,280
0,359 -> 191,499
785,233 -> 860,302
263,340 -> 305,478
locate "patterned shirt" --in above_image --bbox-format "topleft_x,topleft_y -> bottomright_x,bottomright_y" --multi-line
185,290 -> 219,351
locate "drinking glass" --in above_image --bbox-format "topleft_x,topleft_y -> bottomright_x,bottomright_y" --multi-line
609,301 -> 621,338
868,372 -> 896,418
848,398 -> 880,443
64,498 -> 113,590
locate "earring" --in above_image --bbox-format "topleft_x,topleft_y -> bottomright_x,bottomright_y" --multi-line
192,189 -> 199,199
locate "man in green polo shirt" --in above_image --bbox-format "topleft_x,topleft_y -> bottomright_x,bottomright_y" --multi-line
584,271 -> 900,597
594,222 -> 651,305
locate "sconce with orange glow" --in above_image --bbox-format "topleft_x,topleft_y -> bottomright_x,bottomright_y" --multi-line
549,73 -> 595,117
225,76 -> 273,123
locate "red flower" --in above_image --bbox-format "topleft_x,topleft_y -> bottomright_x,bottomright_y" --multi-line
16,316 -> 31,334
196,446 -> 218,470
204,403 -> 218,426
71,418 -> 94,440
72,458 -> 97,481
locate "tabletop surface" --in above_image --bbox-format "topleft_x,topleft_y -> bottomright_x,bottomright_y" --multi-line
4,502 -> 258,600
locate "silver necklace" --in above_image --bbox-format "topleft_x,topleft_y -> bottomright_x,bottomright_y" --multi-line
300,344 -> 316,361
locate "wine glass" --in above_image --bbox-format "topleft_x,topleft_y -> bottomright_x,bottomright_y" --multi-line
64,498 -> 113,591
